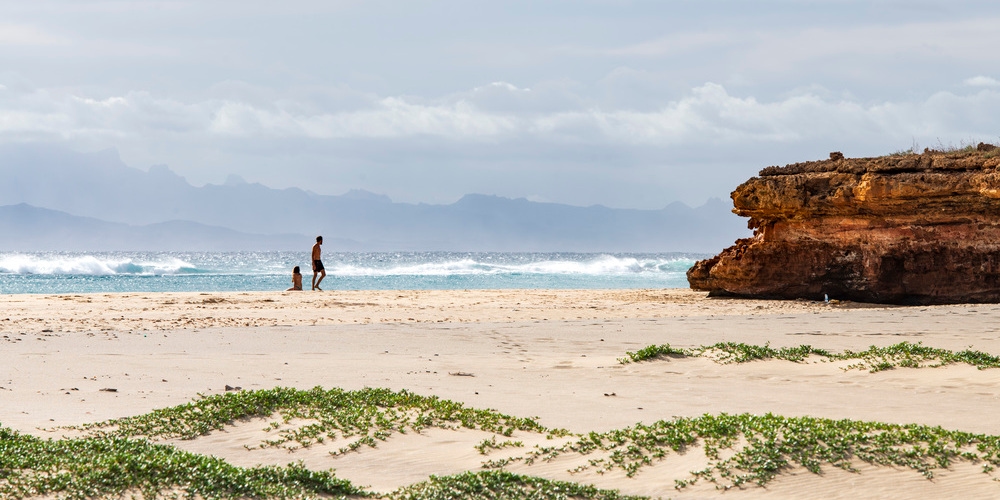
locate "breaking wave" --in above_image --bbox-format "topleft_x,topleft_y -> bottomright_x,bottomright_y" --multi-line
0,251 -> 701,293
0,254 -> 202,276
328,254 -> 696,276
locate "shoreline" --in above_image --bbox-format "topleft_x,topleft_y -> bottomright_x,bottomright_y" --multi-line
0,288 -> 891,334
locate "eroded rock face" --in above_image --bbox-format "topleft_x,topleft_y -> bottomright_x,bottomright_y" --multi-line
688,147 -> 1000,304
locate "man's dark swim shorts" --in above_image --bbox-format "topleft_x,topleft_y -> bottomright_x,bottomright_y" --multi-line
313,260 -> 325,272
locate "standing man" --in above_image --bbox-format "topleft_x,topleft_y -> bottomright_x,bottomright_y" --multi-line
312,236 -> 326,291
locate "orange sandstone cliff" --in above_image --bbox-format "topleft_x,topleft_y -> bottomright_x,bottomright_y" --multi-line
687,144 -> 1000,304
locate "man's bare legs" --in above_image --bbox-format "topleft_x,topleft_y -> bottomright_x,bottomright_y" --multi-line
312,268 -> 325,290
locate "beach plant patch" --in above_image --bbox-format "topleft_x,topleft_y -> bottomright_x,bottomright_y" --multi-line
475,436 -> 525,455
617,344 -> 687,363
10,388 -> 1000,496
387,470 -> 646,500
0,425 -> 363,499
0,427 -> 639,500
70,386 -> 557,454
619,341 -> 1000,372
481,413 -> 1000,491
835,342 -> 1000,372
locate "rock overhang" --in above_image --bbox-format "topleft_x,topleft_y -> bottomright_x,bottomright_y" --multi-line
689,145 -> 1000,305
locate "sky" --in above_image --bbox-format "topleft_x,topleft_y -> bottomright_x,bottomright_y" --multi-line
1,0 -> 999,209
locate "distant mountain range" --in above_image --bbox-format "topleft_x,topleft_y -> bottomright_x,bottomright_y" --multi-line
0,203 -> 315,251
0,145 -> 748,252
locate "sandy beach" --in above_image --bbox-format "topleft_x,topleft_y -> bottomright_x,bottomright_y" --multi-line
5,288 -> 1000,498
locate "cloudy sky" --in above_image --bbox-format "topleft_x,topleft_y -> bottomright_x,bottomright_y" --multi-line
1,0 -> 999,209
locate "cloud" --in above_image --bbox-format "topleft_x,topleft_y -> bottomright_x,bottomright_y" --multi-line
1,81 -> 999,149
0,23 -> 69,46
965,76 -> 1000,87
570,17 -> 1000,93
744,18 -> 1000,67
2,80 -> 995,209
567,31 -> 732,58
2,2 -> 1000,210
208,96 -> 521,140
558,17 -> 1000,70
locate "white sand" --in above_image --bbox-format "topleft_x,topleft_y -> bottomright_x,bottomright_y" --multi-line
4,289 -> 1000,497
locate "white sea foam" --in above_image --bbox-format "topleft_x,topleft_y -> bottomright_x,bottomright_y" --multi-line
328,255 -> 694,276
0,251 -> 698,293
0,254 -> 197,276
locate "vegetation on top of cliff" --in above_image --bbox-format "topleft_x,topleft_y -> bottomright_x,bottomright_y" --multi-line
618,341 -> 1000,372
758,141 -> 1000,177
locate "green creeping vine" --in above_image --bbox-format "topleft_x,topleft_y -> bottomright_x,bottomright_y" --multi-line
390,471 -> 646,500
619,341 -> 1000,372
0,425 -> 645,499
475,436 -> 525,455
71,386 -> 557,453
483,413 -> 1000,491
14,387 -> 1000,498
6,388 -> 623,499
619,344 -> 688,363
618,342 -> 830,365
0,426 -> 363,499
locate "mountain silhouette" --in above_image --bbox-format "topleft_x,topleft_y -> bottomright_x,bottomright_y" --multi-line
0,144 -> 747,252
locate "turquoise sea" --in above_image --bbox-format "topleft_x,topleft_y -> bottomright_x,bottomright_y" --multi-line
0,252 -> 701,294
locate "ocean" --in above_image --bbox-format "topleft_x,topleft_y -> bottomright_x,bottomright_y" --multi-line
0,251 -> 701,294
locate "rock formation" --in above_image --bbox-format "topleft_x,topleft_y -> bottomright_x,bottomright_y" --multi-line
688,144 -> 1000,304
